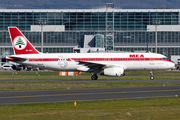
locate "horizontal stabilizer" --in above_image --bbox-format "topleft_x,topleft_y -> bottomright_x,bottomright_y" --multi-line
6,56 -> 27,61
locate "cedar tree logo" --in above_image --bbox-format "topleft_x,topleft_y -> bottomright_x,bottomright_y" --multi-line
13,36 -> 27,50
59,60 -> 68,68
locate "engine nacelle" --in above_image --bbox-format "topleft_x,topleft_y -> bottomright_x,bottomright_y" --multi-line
100,67 -> 124,77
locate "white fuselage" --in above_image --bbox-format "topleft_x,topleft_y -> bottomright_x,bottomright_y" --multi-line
11,52 -> 175,71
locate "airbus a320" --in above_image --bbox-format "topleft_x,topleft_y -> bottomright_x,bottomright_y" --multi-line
6,27 -> 175,80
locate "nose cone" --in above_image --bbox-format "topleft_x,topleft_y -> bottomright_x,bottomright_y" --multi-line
169,61 -> 175,69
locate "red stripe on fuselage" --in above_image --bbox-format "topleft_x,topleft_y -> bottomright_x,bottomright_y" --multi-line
29,58 -> 59,62
28,58 -> 174,63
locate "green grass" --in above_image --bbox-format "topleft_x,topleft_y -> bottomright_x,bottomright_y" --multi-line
1,71 -> 180,119
0,82 -> 180,91
1,70 -> 180,80
0,71 -> 180,91
0,97 -> 180,120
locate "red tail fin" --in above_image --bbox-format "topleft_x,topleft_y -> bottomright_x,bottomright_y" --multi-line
8,27 -> 39,55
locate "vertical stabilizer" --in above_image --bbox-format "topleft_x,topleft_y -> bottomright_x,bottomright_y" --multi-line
8,27 -> 39,55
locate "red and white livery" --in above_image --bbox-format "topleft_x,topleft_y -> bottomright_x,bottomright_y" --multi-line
6,27 -> 175,80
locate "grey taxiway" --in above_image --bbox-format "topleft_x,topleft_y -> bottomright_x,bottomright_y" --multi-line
0,85 -> 179,105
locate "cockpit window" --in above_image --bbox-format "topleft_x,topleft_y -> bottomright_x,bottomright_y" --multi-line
162,57 -> 169,60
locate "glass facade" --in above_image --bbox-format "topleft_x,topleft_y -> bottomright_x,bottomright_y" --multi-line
0,9 -> 180,58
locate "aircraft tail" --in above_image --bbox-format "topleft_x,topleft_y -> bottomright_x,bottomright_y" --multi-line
8,27 -> 40,55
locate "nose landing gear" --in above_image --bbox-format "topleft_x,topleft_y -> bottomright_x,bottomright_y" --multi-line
150,71 -> 154,80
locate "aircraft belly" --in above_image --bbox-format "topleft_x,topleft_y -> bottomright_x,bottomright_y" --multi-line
125,61 -> 156,70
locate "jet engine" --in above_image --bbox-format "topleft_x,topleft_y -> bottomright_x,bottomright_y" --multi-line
100,67 -> 124,77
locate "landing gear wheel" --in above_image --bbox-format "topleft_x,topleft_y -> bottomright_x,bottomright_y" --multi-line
150,70 -> 154,80
91,74 -> 98,80
150,76 -> 154,80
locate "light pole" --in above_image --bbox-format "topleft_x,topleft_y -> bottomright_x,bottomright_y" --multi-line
152,20 -> 160,53
39,20 -> 46,53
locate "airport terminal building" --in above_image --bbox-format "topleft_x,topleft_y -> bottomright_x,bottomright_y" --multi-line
1,4 -> 180,60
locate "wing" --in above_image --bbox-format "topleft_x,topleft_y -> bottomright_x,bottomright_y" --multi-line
78,61 -> 106,70
77,61 -> 128,71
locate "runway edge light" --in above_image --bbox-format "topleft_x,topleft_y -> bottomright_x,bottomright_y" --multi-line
74,101 -> 77,106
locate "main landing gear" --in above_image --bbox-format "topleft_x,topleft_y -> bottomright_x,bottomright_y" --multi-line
91,71 -> 99,80
150,70 -> 154,80
91,74 -> 98,80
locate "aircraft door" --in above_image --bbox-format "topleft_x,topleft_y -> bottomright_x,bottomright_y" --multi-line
38,54 -> 43,65
149,55 -> 155,66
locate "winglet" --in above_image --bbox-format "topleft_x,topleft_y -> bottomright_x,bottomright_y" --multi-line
8,27 -> 39,55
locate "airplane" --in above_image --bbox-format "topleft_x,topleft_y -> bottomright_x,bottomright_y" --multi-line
6,27 -> 175,80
